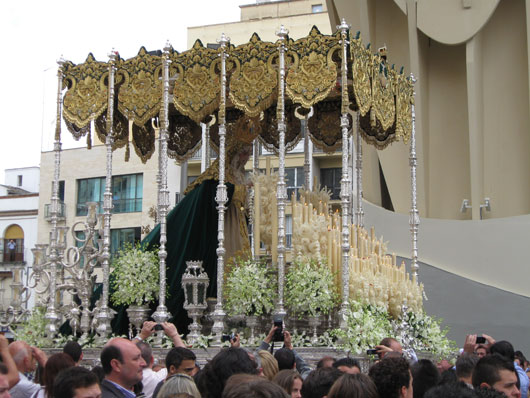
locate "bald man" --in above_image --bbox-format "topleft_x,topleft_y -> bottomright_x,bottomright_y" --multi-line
100,338 -> 147,398
8,340 -> 47,398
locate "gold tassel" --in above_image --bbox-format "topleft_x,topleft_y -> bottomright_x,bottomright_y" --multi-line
370,106 -> 376,127
87,119 -> 92,149
125,119 -> 133,162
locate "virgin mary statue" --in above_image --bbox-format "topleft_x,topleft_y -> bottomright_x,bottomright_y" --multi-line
140,116 -> 258,334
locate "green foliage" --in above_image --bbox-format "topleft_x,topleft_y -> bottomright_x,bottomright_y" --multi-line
110,243 -> 159,306
285,259 -> 338,317
13,307 -> 48,347
225,258 -> 277,316
331,300 -> 393,355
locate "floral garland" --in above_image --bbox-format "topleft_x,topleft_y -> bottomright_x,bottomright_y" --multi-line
225,257 -> 277,316
332,300 -> 393,355
285,258 -> 338,318
110,243 -> 160,307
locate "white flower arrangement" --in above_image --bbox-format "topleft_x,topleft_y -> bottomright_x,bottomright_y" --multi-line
285,259 -> 338,318
225,257 -> 277,316
332,300 -> 393,355
398,311 -> 457,360
110,243 -> 160,307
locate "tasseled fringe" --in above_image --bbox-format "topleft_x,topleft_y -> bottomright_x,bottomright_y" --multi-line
87,119 -> 93,149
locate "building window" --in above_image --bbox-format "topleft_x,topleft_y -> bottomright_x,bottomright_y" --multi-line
3,225 -> 24,263
76,174 -> 143,216
312,4 -> 323,13
286,214 -> 293,248
286,167 -> 305,200
320,168 -> 341,200
111,227 -> 141,256
17,175 -> 22,187
112,174 -> 143,214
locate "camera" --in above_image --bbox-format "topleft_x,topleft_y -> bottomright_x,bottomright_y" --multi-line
221,333 -> 236,342
273,319 -> 284,342
366,349 -> 378,355
476,336 -> 486,344
153,324 -> 164,331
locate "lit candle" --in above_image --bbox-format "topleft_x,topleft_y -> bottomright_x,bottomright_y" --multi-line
308,202 -> 313,222
266,157 -> 271,176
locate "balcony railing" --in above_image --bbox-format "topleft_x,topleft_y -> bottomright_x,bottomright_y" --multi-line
76,198 -> 142,216
44,202 -> 66,221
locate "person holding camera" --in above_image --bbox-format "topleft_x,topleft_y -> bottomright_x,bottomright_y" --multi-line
133,321 -> 187,398
257,324 -> 311,380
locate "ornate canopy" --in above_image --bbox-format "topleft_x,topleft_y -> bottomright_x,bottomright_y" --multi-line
61,26 -> 414,163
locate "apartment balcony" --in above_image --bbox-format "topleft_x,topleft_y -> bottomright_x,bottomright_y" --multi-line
44,202 -> 66,222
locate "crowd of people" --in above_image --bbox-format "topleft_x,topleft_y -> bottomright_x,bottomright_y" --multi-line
0,322 -> 528,398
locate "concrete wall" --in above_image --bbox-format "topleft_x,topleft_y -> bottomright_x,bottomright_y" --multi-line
4,167 -> 40,193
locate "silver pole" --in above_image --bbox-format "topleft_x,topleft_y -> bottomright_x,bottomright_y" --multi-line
355,111 -> 364,228
211,33 -> 230,345
44,56 -> 65,339
338,19 -> 351,328
409,74 -> 419,278
274,25 -> 289,320
251,140 -> 260,259
95,50 -> 118,342
152,41 -> 172,331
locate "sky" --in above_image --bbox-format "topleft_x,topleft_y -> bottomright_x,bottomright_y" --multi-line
0,0 -> 246,184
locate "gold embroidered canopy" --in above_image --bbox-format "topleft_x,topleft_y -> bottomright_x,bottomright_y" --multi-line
61,26 -> 414,163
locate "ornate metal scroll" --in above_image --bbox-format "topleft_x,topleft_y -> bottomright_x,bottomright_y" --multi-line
286,26 -> 339,108
350,33 -> 372,117
152,42 -> 172,337
395,72 -> 413,144
173,40 -> 220,124
63,54 -> 108,134
211,34 -> 230,345
371,50 -> 396,132
95,50 -> 118,343
117,47 -> 163,127
230,33 -> 278,117
409,74 -> 419,278
338,19 -> 351,328
44,57 -> 66,339
274,26 -> 289,320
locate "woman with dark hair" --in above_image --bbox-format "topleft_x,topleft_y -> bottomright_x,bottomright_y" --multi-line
197,347 -> 258,398
273,370 -> 303,398
411,359 -> 441,398
33,353 -> 75,398
327,373 -> 379,398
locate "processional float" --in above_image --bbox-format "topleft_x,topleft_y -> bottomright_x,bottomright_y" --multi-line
16,19 -> 419,345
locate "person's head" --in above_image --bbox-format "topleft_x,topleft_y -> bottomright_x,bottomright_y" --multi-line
0,363 -> 10,398
436,359 -> 452,374
423,381 -> 476,398
327,373 -> 379,398
476,345 -> 488,359
514,351 -> 526,368
411,359 -> 440,398
198,347 -> 258,398
135,341 -> 154,368
316,356 -> 335,369
223,378 -> 289,398
223,374 -> 263,396
165,347 -> 197,376
474,386 -> 514,398
274,348 -> 295,371
273,369 -> 303,398
158,373 -> 201,398
472,354 -> 520,398
53,366 -> 101,398
490,341 -> 515,362
379,337 -> 403,359
63,341 -> 83,364
90,366 -> 105,383
258,350 -> 279,381
100,337 -> 146,390
456,353 -> 479,384
301,367 -> 342,398
43,353 -> 76,397
8,340 -> 36,373
332,358 -> 361,374
369,356 -> 413,398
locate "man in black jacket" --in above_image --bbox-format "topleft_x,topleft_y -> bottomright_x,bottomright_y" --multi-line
100,338 -> 147,398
